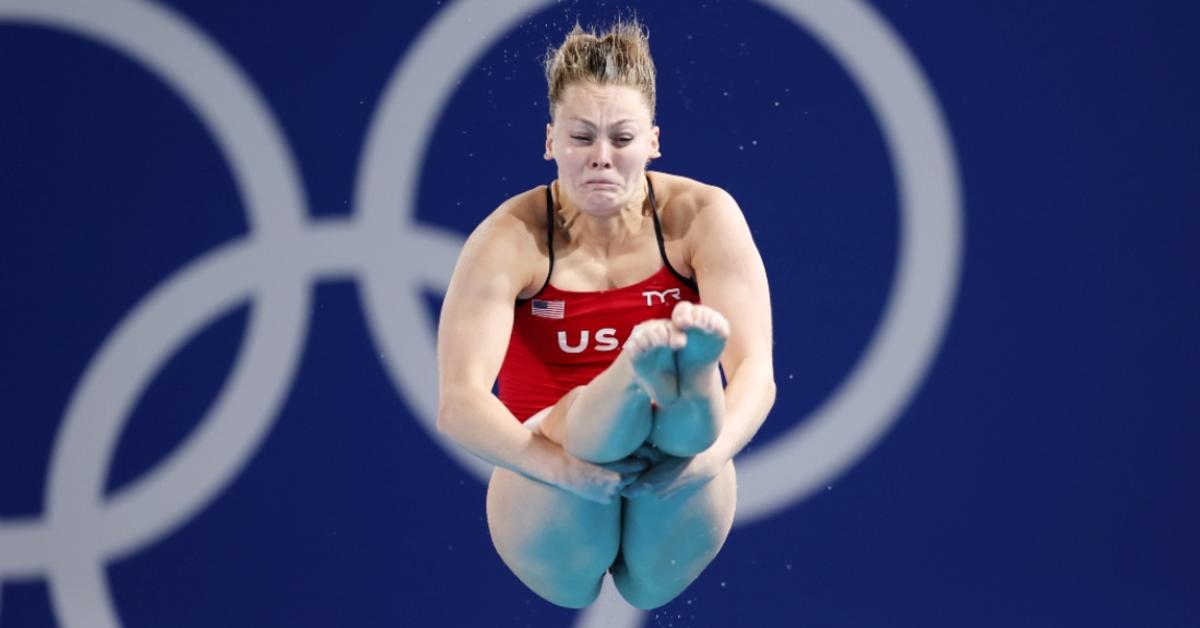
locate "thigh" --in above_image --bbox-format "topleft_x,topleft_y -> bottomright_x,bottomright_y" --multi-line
612,460 -> 737,609
486,462 -> 622,608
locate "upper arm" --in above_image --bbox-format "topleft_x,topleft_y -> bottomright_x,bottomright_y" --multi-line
689,187 -> 774,382
437,210 -> 532,402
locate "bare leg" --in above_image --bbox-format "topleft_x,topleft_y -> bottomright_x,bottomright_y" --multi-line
485,321 -> 685,608
649,302 -> 729,456
486,460 -> 620,608
613,459 -> 738,609
538,319 -> 686,463
605,303 -> 737,608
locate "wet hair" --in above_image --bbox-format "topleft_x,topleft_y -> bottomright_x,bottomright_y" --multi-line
543,18 -> 657,122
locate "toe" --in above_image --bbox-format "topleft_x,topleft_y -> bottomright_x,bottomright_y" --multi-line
671,301 -> 695,328
694,305 -> 729,337
669,325 -> 687,349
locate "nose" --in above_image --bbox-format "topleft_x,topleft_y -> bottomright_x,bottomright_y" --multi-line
589,141 -> 613,169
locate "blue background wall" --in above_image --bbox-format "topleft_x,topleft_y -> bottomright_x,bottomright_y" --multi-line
1,1 -> 1197,626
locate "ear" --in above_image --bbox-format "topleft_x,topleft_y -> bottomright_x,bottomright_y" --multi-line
648,125 -> 662,160
544,123 -> 554,160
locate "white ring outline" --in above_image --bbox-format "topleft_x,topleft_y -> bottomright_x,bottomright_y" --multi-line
0,1 -> 310,627
736,0 -> 963,522
0,0 -> 963,626
356,0 -> 962,526
355,1 -> 961,625
354,0 -> 547,480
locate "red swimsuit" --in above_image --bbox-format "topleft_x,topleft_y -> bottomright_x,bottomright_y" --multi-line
497,180 -> 700,422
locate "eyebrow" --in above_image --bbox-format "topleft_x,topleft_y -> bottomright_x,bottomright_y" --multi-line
568,117 -> 637,129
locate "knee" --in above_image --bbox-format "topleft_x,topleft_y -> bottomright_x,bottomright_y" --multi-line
611,563 -> 687,610
507,543 -> 615,608
526,575 -> 604,609
499,529 -> 620,608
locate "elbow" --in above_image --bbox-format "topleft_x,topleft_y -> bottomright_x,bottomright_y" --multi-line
760,368 -> 778,409
436,408 -> 459,437
436,412 -> 453,435
436,384 -> 492,437
766,378 -> 778,408
436,386 -> 480,436
436,393 -> 460,436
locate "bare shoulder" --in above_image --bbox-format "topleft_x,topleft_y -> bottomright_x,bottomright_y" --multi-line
648,171 -> 745,241
476,185 -> 548,245
453,185 -> 549,298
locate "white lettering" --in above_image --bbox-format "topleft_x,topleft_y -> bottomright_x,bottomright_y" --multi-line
594,328 -> 619,352
557,328 -> 620,353
557,330 -> 588,353
642,288 -> 682,306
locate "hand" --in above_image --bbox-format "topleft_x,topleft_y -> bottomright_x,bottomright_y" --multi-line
621,446 -> 728,500
564,456 -> 650,505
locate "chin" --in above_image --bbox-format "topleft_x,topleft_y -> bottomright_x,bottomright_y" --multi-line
576,190 -> 622,213
580,202 -> 622,217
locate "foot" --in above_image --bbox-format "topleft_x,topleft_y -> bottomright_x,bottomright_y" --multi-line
670,302 -> 729,396
623,319 -> 686,404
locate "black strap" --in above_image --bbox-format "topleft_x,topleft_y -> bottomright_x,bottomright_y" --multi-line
515,177 -> 698,304
648,176 -> 700,293
515,185 -> 555,305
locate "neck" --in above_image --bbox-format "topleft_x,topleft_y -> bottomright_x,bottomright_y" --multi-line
554,179 -> 651,251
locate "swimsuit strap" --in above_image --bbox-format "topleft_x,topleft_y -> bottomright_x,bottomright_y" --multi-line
545,182 -> 556,284
516,177 -> 698,304
647,175 -> 700,292
514,184 -> 555,305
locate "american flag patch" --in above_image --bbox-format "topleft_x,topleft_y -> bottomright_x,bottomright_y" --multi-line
531,299 -> 565,319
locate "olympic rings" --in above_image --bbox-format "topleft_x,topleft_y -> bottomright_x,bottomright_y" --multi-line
0,1 -> 960,626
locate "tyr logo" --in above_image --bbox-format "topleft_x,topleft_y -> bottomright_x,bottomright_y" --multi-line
642,288 -> 682,306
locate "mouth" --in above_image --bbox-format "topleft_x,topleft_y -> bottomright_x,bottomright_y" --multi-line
583,180 -> 620,188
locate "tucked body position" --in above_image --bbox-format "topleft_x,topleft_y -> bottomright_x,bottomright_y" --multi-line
436,19 -> 775,609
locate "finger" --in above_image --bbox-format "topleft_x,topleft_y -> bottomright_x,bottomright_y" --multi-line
634,443 -> 667,464
605,456 -> 649,470
607,459 -> 648,475
621,483 -> 647,498
584,491 -> 614,505
618,473 -> 643,486
657,479 -> 695,499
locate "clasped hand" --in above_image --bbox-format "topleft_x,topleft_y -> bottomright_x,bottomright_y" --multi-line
617,443 -> 727,500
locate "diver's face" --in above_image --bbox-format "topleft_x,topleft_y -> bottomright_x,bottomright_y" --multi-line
546,82 -> 660,216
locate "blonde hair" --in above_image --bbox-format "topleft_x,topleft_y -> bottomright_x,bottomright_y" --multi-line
543,19 -> 657,121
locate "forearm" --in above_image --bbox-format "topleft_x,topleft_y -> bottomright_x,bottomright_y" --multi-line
437,388 -> 575,486
710,360 -> 776,461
